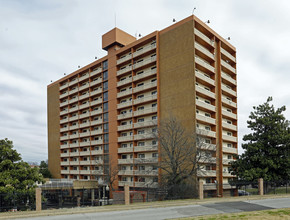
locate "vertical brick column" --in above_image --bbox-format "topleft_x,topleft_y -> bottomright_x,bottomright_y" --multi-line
259,178 -> 264,195
35,188 -> 42,211
199,179 -> 204,200
124,185 -> 130,205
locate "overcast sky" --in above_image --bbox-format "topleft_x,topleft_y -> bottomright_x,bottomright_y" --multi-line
0,0 -> 289,163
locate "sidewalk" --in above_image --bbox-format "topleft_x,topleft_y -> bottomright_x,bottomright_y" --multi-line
1,194 -> 289,219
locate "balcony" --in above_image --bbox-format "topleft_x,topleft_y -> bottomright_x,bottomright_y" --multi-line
90,89 -> 102,96
221,47 -> 236,63
221,84 -> 237,97
117,112 -> 132,120
79,132 -> 90,137
60,83 -> 68,90
118,159 -> 133,164
60,118 -> 68,124
221,97 -> 237,108
198,129 -> 216,138
117,66 -> 132,76
117,54 -> 132,65
222,134 -> 237,142
92,160 -> 104,165
134,145 -> 158,152
133,81 -> 157,93
79,151 -> 90,156
194,28 -> 214,46
91,149 -> 103,155
79,83 -> 90,91
133,43 -> 156,58
118,181 -> 134,187
133,56 -> 156,70
79,170 -> 91,175
117,78 -> 132,87
60,110 -> 68,116
134,182 -> 158,188
200,143 -> 216,151
196,100 -> 216,112
91,109 -> 102,116
222,121 -> 237,131
221,60 -> 236,74
79,160 -> 91,165
197,170 -> 216,177
134,158 -> 158,164
118,170 -> 134,175
70,170 -> 80,174
91,130 -> 102,135
69,134 -> 79,139
60,92 -> 68,99
90,68 -> 102,77
134,120 -> 157,128
79,102 -> 90,110
223,172 -> 235,177
195,56 -> 215,73
117,101 -> 132,109
223,159 -> 235,165
118,124 -> 133,131
91,140 -> 103,145
195,70 -> 215,86
69,106 -> 78,113
70,124 -> 79,130
134,133 -> 155,140
70,161 -> 79,165
60,161 -> 69,166
68,79 -> 78,87
117,89 -> 132,98
90,99 -> 103,106
118,136 -> 133,142
68,97 -> 78,104
196,114 -> 216,125
223,146 -> 238,154
92,170 -> 104,175
69,115 -> 78,121
70,152 -> 79,157
91,119 -> 103,126
79,74 -> 89,82
118,147 -> 134,153
60,101 -> 68,107
134,170 -> 158,176
221,72 -> 236,85
195,42 -> 214,59
79,93 -> 90,101
133,69 -> 157,81
68,88 -> 78,95
69,143 -> 79,148
90,78 -> 102,86
196,86 -> 215,99
133,107 -> 157,116
60,127 -> 69,132
133,94 -> 157,105
60,170 -> 70,174
60,144 -> 69,149
79,112 -> 90,119
60,136 -> 69,141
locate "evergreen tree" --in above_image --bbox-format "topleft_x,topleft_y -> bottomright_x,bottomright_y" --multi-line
231,97 -> 290,182
39,160 -> 52,178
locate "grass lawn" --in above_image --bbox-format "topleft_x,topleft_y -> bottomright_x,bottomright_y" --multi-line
173,208 -> 290,220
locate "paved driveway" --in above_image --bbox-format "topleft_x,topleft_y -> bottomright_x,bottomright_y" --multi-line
13,197 -> 290,220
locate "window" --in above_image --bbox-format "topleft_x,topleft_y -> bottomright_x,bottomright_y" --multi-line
139,166 -> 145,170
138,154 -> 145,158
122,155 -> 127,159
138,142 -> 145,146
205,126 -> 211,131
137,95 -> 144,99
227,132 -> 232,136
152,103 -> 157,108
137,71 -> 143,75
152,116 -> 157,120
151,91 -> 157,95
103,91 -> 108,101
103,102 -> 108,112
227,143 -> 232,148
138,106 -> 144,111
104,123 -> 109,132
152,140 -> 157,145
138,130 -> 145,134
205,139 -> 211,144
227,108 -> 232,112
104,133 -> 109,143
138,118 -> 144,122
121,144 -> 127,148
102,61 -> 108,71
227,120 -> 232,124
137,83 -> 144,87
103,81 -> 108,91
205,113 -> 211,117
152,153 -> 158,158
205,100 -> 210,104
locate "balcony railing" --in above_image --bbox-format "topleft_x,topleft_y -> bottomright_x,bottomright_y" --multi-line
117,89 -> 132,98
221,84 -> 237,97
117,101 -> 132,109
134,182 -> 158,188
197,170 -> 216,177
118,159 -> 134,164
117,54 -> 132,65
134,170 -> 158,176
195,70 -> 215,86
134,120 -> 157,128
118,124 -> 133,131
91,119 -> 103,126
134,158 -> 158,164
90,78 -> 102,86
221,97 -> 237,108
221,72 -> 236,85
134,145 -> 158,152
134,133 -> 155,140
133,107 -> 157,116
222,121 -> 237,131
133,68 -> 157,81
90,68 -> 102,77
196,100 -> 216,112
118,170 -> 134,175
60,92 -> 68,99
133,56 -> 157,70
196,86 -> 215,99
133,94 -> 157,105
194,28 -> 214,46
222,134 -> 237,142
133,81 -> 157,93
117,112 -> 132,120
60,161 -> 69,166
117,66 -> 132,76
118,147 -> 134,153
223,146 -> 238,154
196,114 -> 216,125
79,74 -> 89,82
118,181 -> 134,187
194,42 -> 214,59
221,47 -> 236,63
118,136 -> 133,142
195,56 -> 215,73
133,43 -> 156,58
117,78 -> 132,87
90,89 -> 102,96
221,60 -> 236,74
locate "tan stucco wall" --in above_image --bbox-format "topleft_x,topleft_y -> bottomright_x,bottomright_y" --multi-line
47,83 -> 61,178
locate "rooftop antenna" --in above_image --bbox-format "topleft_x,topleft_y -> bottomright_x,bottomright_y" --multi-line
78,65 -> 80,68
227,37 -> 231,40
192,7 -> 196,14
138,33 -> 142,37
95,56 -> 97,59
205,20 -> 210,24
64,73 -> 66,75
173,18 -> 176,22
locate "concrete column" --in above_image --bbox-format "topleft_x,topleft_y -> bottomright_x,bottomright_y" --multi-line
124,185 -> 130,205
259,178 -> 264,195
198,179 -> 204,200
91,189 -> 95,205
35,188 -> 42,211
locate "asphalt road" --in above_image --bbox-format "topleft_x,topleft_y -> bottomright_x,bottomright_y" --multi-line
14,197 -> 290,220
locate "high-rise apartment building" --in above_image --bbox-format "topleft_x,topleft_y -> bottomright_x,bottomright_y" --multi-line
48,15 -> 237,196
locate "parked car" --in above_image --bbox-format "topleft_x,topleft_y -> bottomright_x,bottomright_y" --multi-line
238,190 -> 250,196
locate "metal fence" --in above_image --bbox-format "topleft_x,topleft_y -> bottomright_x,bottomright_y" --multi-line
264,180 -> 289,195
0,191 -> 35,212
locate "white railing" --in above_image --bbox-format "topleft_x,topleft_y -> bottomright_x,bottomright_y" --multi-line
195,56 -> 215,73
133,94 -> 157,105
195,70 -> 215,86
221,60 -> 236,74
195,86 -> 215,99
133,56 -> 156,70
133,43 -> 156,58
133,69 -> 157,81
196,114 -> 216,124
117,66 -> 132,76
196,100 -> 216,112
133,81 -> 157,93
194,42 -> 214,59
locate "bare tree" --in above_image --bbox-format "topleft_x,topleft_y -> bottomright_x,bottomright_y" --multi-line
103,155 -> 119,191
153,116 -> 214,195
